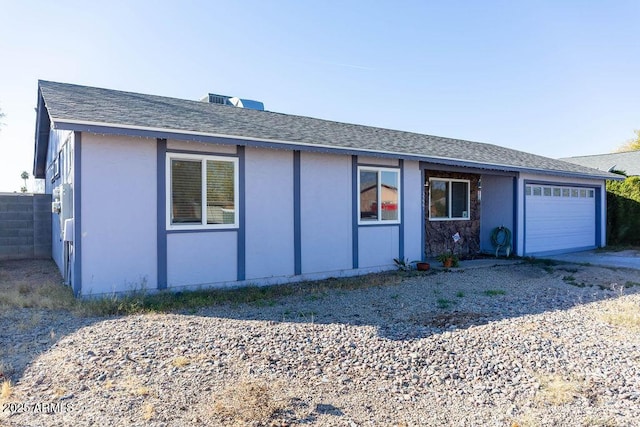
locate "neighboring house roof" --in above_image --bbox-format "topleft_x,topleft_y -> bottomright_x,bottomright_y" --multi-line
559,151 -> 640,177
34,80 -> 620,181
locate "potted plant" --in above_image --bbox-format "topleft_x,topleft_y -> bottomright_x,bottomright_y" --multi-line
437,251 -> 459,268
415,261 -> 430,271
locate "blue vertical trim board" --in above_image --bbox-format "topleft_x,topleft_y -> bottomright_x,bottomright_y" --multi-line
595,186 -> 602,247
351,155 -> 359,269
513,177 -> 519,256
398,159 -> 405,260
156,139 -> 168,290
421,168 -> 426,261
237,146 -> 246,281
293,151 -> 302,275
72,131 -> 82,297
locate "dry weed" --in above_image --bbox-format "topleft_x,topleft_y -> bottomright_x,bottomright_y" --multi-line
599,300 -> 640,329
535,374 -> 582,405
0,260 -> 74,310
120,375 -> 152,396
17,312 -> 42,331
135,386 -> 151,396
511,412 -> 541,427
211,378 -> 286,424
142,403 -> 154,421
171,356 -> 191,367
1,380 -> 12,400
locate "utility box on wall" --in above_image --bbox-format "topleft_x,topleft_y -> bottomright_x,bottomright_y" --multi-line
52,183 -> 73,236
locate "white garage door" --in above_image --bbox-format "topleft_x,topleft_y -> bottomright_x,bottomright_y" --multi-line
525,184 -> 596,255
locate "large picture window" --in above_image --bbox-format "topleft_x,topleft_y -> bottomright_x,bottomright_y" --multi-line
358,166 -> 400,224
167,153 -> 238,229
429,178 -> 470,220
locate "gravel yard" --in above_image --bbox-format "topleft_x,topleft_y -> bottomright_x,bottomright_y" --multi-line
1,260 -> 640,426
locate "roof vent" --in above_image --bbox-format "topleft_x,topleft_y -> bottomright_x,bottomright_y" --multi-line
201,93 -> 264,111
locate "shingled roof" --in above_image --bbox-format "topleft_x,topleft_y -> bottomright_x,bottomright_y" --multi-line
34,80 -> 619,180
560,151 -> 640,177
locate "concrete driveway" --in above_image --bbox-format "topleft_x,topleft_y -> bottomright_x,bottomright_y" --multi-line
546,249 -> 640,270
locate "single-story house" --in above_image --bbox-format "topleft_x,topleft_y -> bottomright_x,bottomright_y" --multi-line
560,151 -> 640,177
33,80 -> 621,297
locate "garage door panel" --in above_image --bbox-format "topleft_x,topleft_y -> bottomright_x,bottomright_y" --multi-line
525,185 -> 596,254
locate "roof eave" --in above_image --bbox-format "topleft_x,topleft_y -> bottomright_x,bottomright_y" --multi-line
33,87 -> 51,179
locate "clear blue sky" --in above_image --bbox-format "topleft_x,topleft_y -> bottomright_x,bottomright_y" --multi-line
1,0 -> 639,192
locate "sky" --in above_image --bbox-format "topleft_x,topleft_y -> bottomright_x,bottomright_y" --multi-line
1,0 -> 639,192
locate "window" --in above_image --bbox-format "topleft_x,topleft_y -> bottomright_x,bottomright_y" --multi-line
358,166 -> 400,224
167,153 -> 238,229
429,178 -> 470,220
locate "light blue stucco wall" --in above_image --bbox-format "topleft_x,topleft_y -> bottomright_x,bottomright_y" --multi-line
167,232 -> 237,287
300,152 -> 353,274
358,226 -> 400,267
72,136 -> 430,295
479,174 -> 515,253
402,160 -> 423,261
245,148 -> 295,280
80,134 -> 157,295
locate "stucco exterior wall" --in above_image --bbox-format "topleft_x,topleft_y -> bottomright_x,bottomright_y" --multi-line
403,161 -> 424,261
167,231 -> 237,287
358,226 -> 399,267
300,152 -> 352,274
245,148 -> 295,280
80,134 -> 157,295
479,175 -> 515,254
70,135 -> 461,295
167,139 -> 237,154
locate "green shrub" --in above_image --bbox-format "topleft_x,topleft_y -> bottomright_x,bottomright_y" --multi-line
607,176 -> 640,245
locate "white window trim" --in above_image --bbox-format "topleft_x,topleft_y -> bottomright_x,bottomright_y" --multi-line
166,152 -> 239,230
429,178 -> 471,221
357,166 -> 401,225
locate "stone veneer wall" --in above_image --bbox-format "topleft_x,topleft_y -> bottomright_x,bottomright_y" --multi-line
424,171 -> 480,257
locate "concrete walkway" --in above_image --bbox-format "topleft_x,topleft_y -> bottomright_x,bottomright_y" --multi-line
545,249 -> 640,270
426,249 -> 640,271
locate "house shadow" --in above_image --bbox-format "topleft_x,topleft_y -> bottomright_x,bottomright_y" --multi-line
185,260 -> 640,342
3,259 -> 640,387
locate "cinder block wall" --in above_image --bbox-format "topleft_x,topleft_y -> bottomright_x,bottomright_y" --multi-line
0,194 -> 52,260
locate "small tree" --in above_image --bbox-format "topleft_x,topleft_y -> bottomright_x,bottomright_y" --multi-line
615,129 -> 640,152
20,171 -> 29,193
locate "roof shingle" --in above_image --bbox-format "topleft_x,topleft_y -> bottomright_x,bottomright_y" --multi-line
37,80 -> 619,180
560,151 -> 640,176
